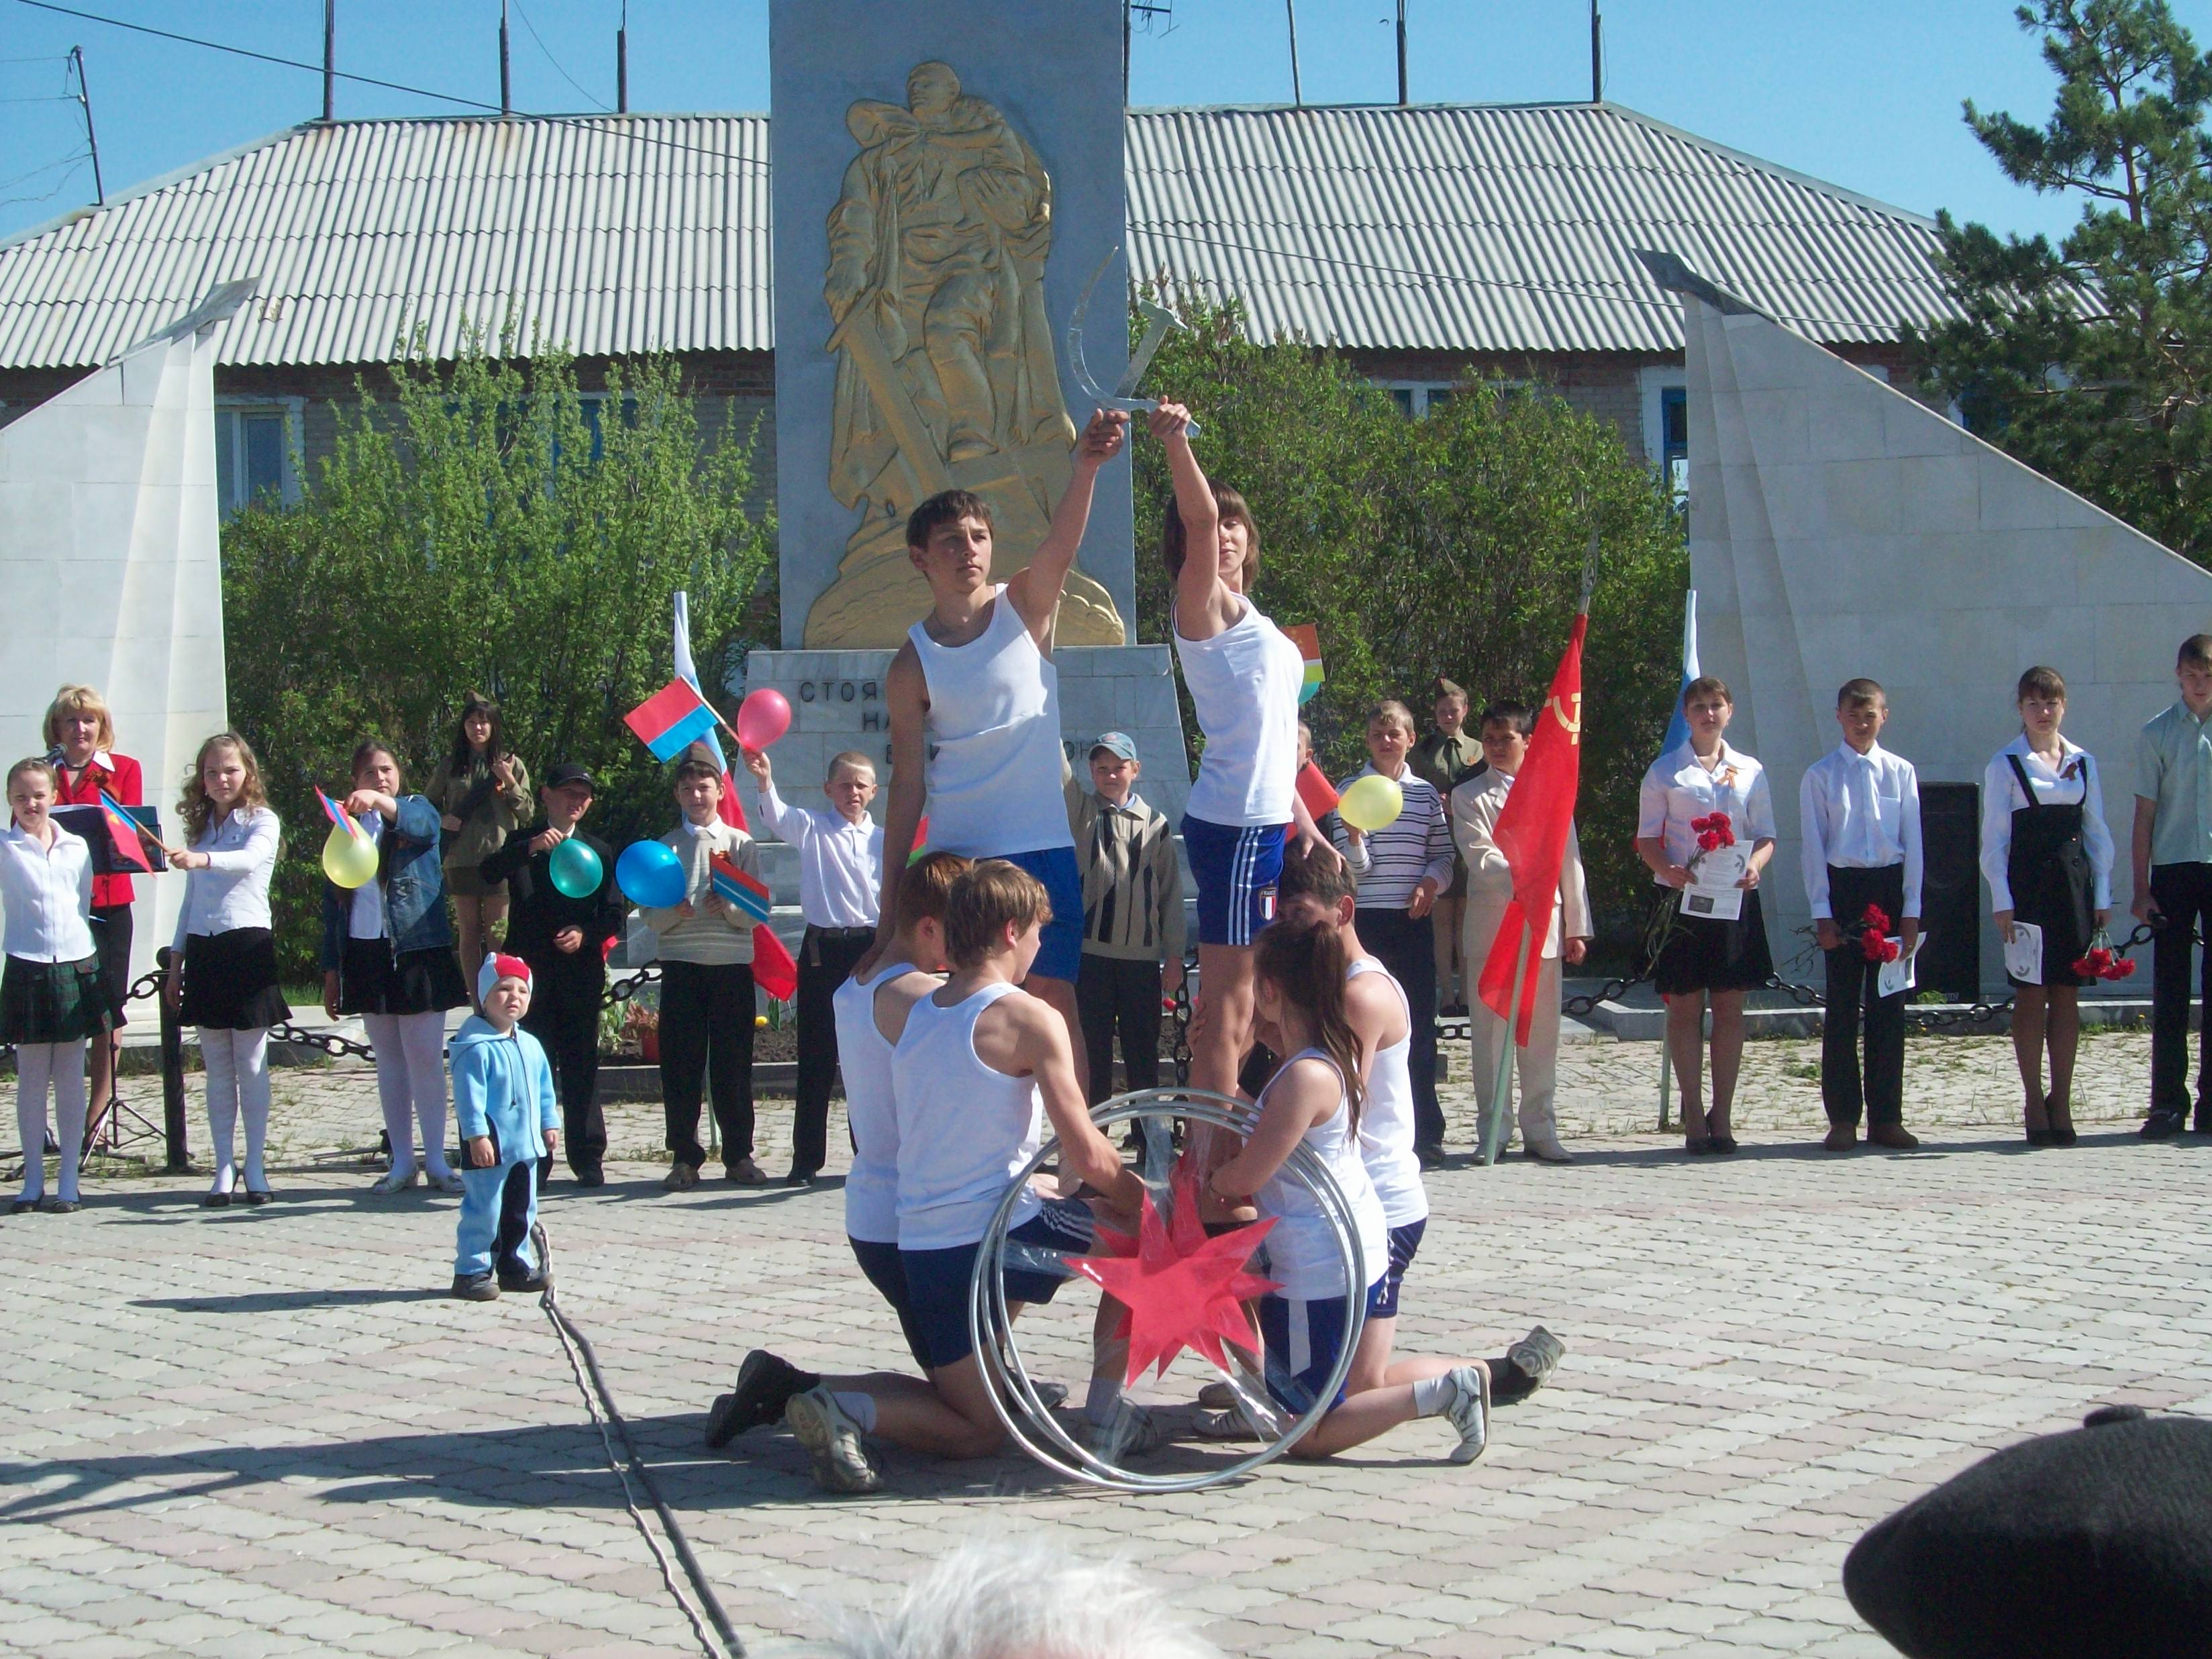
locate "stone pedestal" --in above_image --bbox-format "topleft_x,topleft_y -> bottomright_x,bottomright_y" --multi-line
739,646 -> 1191,895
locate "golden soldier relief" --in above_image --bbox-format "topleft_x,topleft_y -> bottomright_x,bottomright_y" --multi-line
802,60 -> 1127,648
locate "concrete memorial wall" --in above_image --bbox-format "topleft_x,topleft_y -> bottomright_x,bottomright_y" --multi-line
1682,286 -> 2212,992
0,287 -> 246,985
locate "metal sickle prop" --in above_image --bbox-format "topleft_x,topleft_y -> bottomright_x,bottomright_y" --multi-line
1066,246 -> 1202,436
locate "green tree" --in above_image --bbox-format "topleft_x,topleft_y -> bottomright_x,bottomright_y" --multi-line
1131,295 -> 1687,940
1908,0 -> 2212,560
220,338 -> 773,978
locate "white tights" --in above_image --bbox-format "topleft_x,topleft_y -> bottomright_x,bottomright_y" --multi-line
201,1027 -> 272,1195
362,1011 -> 452,1178
15,1040 -> 87,1203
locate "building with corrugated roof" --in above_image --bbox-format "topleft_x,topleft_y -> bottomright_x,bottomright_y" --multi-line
0,102 -> 1964,514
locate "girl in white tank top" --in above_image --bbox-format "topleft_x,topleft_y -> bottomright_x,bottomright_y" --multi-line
1206,914 -> 1493,1463
1176,601 -> 1305,827
832,959 -> 914,1247
1347,957 -> 1429,1230
891,980 -> 1044,1250
905,587 -> 1073,858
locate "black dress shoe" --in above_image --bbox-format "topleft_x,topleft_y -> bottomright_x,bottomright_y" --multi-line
1413,1144 -> 1446,1171
572,1167 -> 605,1187
783,1170 -> 817,1187
2142,1110 -> 2186,1140
1710,1134 -> 1740,1154
244,1188 -> 274,1206
200,1190 -> 231,1209
9,1198 -> 36,1215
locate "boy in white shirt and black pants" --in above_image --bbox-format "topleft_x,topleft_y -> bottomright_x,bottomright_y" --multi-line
744,746 -> 884,1185
1799,678 -> 1923,1152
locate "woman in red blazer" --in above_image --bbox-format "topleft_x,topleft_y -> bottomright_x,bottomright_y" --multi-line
46,685 -> 142,1136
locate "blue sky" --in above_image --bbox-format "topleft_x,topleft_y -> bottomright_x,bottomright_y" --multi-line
4,0 -> 2209,246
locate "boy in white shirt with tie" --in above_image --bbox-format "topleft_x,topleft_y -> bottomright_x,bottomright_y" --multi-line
1799,678 -> 1923,1152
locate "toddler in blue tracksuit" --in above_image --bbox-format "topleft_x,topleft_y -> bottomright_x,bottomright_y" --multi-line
451,952 -> 560,1299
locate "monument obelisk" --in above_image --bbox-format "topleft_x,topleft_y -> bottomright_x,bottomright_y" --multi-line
748,0 -> 1189,833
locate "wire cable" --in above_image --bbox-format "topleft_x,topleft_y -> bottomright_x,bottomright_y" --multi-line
511,0 -> 607,112
540,1275 -> 747,1659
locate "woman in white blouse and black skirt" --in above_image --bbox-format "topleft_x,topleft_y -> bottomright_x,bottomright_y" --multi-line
1980,666 -> 2114,1146
1636,678 -> 1778,1155
164,734 -> 289,1205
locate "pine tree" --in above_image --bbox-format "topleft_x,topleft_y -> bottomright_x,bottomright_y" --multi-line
1908,0 -> 2212,560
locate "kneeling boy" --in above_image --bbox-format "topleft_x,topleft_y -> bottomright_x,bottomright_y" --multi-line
451,954 -> 560,1299
738,862 -> 1144,1493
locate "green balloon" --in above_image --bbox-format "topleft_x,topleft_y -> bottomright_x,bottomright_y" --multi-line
548,837 -> 603,899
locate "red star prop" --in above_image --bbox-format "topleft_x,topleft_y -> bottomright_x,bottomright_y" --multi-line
1070,1162 -> 1279,1387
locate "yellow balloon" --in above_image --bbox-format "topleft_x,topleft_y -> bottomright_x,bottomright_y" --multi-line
321,821 -> 380,889
1338,773 -> 1405,833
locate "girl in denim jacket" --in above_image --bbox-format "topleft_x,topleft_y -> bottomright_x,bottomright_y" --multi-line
321,740 -> 469,1193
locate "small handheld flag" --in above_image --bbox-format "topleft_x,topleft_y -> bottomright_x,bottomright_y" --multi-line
95,791 -> 154,873
315,787 -> 362,840
1295,761 -> 1340,822
624,678 -> 721,762
1283,623 -> 1324,707
709,854 -> 773,923
906,813 -> 931,867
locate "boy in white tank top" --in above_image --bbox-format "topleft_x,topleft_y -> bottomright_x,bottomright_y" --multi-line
870,410 -> 1128,1108
1270,841 -> 1566,1414
739,861 -> 1148,1493
701,853 -> 971,1453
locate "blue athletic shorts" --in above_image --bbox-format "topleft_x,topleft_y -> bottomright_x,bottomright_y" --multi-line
1257,1279 -> 1382,1414
1366,1219 -> 1427,1321
997,846 -> 1084,983
1182,814 -> 1287,947
897,1196 -> 1097,1370
849,1236 -> 932,1373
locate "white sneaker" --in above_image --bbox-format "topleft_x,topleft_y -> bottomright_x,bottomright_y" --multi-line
1189,1404 -> 1264,1441
785,1387 -> 881,1494
371,1167 -> 421,1195
1440,1364 -> 1492,1464
1084,1399 -> 1161,1465
1506,1325 -> 1566,1393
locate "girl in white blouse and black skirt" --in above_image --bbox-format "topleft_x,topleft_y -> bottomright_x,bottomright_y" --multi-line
1,757 -> 118,1213
1636,678 -> 1778,1155
164,735 -> 289,1205
1980,666 -> 2114,1146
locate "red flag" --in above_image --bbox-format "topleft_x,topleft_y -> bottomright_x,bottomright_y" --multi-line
1476,613 -> 1587,1045
751,925 -> 797,999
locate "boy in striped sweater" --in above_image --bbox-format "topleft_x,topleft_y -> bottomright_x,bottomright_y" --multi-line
1331,699 -> 1456,1164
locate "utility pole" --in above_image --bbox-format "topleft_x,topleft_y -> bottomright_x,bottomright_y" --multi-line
499,0 -> 512,117
1286,0 -> 1302,105
321,0 -> 335,121
1395,0 -> 1408,105
1590,1 -> 1603,102
70,45 -> 103,205
616,0 -> 628,113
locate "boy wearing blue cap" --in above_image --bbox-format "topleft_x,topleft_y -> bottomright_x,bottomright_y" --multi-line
450,952 -> 559,1300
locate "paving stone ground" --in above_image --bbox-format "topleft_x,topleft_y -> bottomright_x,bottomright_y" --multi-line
3,1029 -> 2209,1658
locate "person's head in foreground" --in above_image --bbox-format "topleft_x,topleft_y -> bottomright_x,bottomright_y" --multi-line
944,860 -> 1052,976
812,1540 -> 1221,1659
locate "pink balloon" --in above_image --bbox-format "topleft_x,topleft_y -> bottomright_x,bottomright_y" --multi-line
736,687 -> 791,750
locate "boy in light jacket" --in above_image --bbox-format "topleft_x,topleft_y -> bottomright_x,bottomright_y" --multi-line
452,954 -> 560,1300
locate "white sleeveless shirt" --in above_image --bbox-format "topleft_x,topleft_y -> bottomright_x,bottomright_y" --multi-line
1252,1048 -> 1389,1301
891,980 -> 1045,1250
908,587 -> 1074,857
1174,597 -> 1303,825
1348,957 -> 1428,1228
833,959 -> 913,1245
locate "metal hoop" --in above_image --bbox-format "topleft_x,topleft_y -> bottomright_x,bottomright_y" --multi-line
966,1086 -> 1368,1492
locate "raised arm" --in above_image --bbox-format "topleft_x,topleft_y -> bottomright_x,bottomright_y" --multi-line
1006,409 -> 1127,643
1151,403 -> 1235,641
864,645 -> 929,972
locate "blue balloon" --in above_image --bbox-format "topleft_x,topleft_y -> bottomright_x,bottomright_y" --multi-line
615,838 -> 685,909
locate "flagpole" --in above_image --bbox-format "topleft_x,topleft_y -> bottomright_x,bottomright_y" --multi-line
1482,923 -> 1534,1166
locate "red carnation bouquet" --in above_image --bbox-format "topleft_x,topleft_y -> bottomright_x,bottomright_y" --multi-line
2070,930 -> 2138,982
1855,903 -> 1903,964
1690,811 -> 1736,854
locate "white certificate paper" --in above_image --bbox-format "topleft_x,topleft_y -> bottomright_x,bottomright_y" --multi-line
1876,935 -> 1920,1000
2004,921 -> 2043,984
1683,846 -> 1748,921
